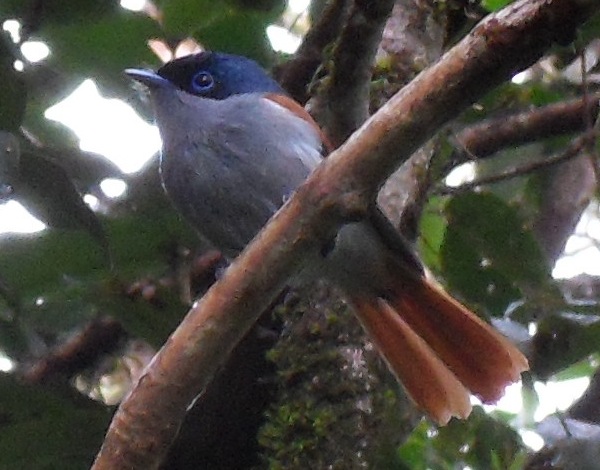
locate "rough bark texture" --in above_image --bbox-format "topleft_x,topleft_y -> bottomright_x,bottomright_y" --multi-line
377,0 -> 445,238
309,0 -> 396,146
258,284 -> 421,469
273,0 -> 350,104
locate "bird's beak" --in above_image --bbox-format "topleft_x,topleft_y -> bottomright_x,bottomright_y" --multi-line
125,68 -> 171,88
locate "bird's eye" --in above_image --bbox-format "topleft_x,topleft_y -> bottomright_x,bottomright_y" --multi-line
190,71 -> 214,93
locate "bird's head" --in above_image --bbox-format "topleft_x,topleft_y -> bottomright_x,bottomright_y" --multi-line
126,51 -> 283,100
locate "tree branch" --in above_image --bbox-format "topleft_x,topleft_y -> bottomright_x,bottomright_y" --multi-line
312,0 -> 396,146
451,93 -> 600,167
22,317 -> 127,385
561,273 -> 600,299
442,100 -> 599,262
440,87 -> 600,265
376,0 -> 446,238
92,1 -> 600,468
273,0 -> 350,104
438,131 -> 596,195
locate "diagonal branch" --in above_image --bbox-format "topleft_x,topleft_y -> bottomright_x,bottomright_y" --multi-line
92,1 -> 600,469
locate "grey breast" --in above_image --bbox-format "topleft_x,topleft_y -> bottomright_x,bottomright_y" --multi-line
158,92 -> 323,258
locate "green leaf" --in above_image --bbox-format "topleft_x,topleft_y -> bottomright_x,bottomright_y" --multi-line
0,317 -> 30,360
447,193 -> 549,286
42,12 -> 160,78
441,220 -> 521,315
0,229 -> 105,296
441,192 -> 553,314
196,9 -> 274,64
0,373 -> 111,469
159,0 -> 225,35
30,146 -> 124,192
0,33 -> 26,132
0,0 -> 119,23
396,421 -> 430,470
158,0 -> 284,63
0,209 -> 198,343
552,356 -> 598,381
0,131 -> 19,198
230,0 -> 286,13
12,151 -> 108,250
418,196 -> 446,272
532,314 -> 600,379
482,0 -> 514,12
18,275 -> 184,346
399,409 -> 524,469
0,210 -> 194,296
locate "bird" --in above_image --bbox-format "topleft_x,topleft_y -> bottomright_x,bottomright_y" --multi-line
126,51 -> 529,425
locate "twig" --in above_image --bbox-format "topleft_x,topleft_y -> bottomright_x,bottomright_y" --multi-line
438,132 -> 596,195
22,317 -> 127,384
92,2 -> 600,469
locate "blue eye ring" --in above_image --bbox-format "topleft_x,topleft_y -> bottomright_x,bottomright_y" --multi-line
190,71 -> 215,93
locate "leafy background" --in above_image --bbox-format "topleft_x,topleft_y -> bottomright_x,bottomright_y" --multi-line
1,0 -> 600,468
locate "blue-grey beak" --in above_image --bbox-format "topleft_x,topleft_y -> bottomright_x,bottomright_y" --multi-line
125,68 -> 171,88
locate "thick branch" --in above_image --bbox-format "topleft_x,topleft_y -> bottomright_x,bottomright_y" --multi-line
273,0 -> 350,104
376,0 -> 446,238
313,0 -> 395,146
378,0 -> 446,88
92,1 -> 600,468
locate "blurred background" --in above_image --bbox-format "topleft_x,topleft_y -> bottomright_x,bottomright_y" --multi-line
1,1 -> 600,469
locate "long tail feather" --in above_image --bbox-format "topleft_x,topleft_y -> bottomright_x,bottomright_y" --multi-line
388,276 -> 528,403
346,275 -> 528,423
326,218 -> 528,422
351,297 -> 472,425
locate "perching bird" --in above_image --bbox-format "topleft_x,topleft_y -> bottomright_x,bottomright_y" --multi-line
126,51 -> 528,425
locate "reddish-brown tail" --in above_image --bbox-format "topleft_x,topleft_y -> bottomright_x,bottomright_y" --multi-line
348,275 -> 528,425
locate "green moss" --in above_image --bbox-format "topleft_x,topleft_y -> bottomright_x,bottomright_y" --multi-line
258,284 -> 421,469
